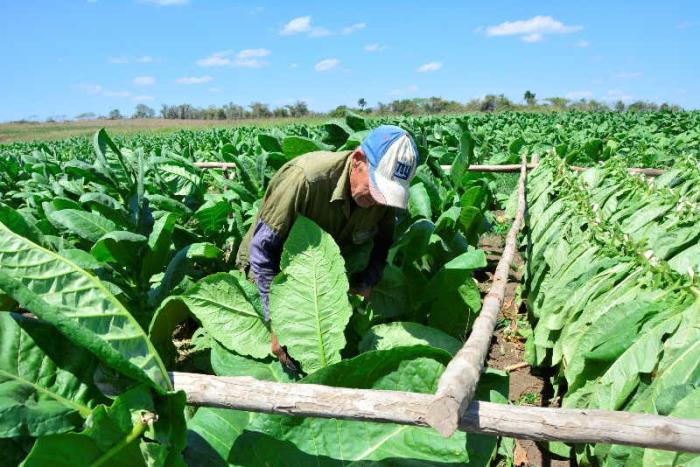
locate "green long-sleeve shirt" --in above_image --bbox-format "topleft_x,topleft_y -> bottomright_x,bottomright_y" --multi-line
236,150 -> 394,283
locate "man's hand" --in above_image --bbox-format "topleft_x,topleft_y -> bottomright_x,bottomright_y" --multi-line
349,285 -> 372,299
271,331 -> 300,375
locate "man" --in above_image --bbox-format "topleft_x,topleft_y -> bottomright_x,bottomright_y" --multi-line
236,125 -> 419,369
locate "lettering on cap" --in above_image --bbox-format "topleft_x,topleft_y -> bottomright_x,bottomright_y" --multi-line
393,161 -> 412,180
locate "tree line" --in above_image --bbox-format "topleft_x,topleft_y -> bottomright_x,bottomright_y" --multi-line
65,91 -> 684,123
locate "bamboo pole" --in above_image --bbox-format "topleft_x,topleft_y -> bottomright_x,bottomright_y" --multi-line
425,154 -> 529,438
192,161 -> 663,176
170,372 -> 700,454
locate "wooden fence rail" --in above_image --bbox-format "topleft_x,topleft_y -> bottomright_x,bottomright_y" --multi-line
171,372 -> 700,454
193,161 -> 664,176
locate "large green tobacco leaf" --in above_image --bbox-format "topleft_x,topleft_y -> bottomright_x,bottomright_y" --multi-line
0,223 -> 171,391
230,350 -> 507,466
210,341 -> 292,383
90,231 -> 148,271
282,136 -> 331,159
642,388 -> 700,466
270,216 -> 352,374
0,313 -> 104,438
22,385 -> 186,467
164,273 -> 271,359
359,322 -> 462,355
48,209 -> 117,243
184,407 -> 249,467
421,248 -> 486,303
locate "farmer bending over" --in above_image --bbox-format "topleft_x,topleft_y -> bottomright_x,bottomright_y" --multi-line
236,125 -> 419,370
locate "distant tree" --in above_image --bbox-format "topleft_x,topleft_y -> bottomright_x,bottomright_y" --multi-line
544,97 -> 569,109
132,104 -> 155,119
108,109 -> 123,119
75,112 -> 96,120
328,105 -> 349,117
523,90 -> 537,106
249,102 -> 271,118
480,95 -> 497,112
273,107 -> 290,118
357,98 -> 367,111
614,100 -> 626,112
223,102 -> 246,119
286,100 -> 309,117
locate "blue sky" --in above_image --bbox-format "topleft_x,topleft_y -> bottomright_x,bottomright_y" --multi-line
0,0 -> 698,121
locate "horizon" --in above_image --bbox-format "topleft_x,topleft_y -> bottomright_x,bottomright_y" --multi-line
1,0 -> 698,122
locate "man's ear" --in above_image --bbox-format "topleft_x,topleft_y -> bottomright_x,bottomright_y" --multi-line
351,148 -> 366,166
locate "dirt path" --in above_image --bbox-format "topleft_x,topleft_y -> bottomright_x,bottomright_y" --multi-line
479,233 -> 572,467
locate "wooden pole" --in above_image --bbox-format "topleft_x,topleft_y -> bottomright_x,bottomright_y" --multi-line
425,154 -> 529,438
193,161 -> 663,176
170,372 -> 700,454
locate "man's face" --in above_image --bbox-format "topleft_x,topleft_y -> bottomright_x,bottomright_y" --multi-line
349,150 -> 378,208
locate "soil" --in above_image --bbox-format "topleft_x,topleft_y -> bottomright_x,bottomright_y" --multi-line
479,233 -> 573,467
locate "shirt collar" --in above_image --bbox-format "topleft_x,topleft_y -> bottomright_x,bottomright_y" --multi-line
331,151 -> 353,203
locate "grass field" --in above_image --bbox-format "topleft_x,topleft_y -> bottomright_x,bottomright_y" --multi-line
0,116 -> 329,143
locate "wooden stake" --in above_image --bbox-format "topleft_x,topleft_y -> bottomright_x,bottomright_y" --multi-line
426,154 -> 529,437
504,361 -> 530,372
170,372 -> 700,454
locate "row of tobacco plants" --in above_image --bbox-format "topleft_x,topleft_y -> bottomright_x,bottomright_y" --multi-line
0,112 -> 512,465
523,154 -> 700,466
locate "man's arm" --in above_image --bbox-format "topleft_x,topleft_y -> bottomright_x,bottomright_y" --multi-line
248,165 -> 309,320
249,220 -> 283,321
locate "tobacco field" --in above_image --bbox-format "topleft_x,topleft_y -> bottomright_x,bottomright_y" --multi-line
0,111 -> 699,466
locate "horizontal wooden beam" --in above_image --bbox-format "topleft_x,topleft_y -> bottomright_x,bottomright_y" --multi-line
193,161 -> 663,176
170,372 -> 700,454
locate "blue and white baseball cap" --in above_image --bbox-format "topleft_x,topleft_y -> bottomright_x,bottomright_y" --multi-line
360,125 -> 419,209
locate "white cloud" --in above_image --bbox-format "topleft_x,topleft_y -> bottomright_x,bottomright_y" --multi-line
417,61 -> 442,72
522,33 -> 543,42
677,21 -> 695,30
613,71 -> 643,79
237,48 -> 270,59
389,84 -> 419,96
137,55 -> 154,63
133,76 -> 156,86
142,0 -> 188,5
484,15 -> 582,42
196,51 -> 232,67
279,16 -> 332,37
197,49 -> 270,68
314,58 -> 339,71
108,56 -> 129,64
365,43 -> 387,52
280,16 -> 312,35
132,95 -> 154,102
575,39 -> 590,48
79,83 -> 103,95
565,90 -> 593,100
176,75 -> 213,84
342,22 -> 366,34
209,87 -> 223,93
289,63 -> 299,69
103,90 -> 131,97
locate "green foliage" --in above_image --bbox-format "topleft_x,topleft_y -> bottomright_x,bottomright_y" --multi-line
524,154 -> 700,465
